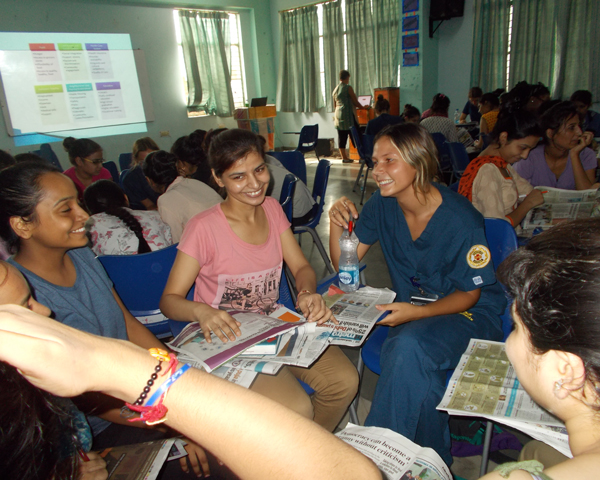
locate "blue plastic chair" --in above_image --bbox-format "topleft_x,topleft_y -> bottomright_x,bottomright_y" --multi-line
35,143 -> 63,171
119,168 -> 130,189
446,141 -> 471,180
97,244 -> 181,339
431,133 -> 452,180
350,126 -> 375,205
279,173 -> 298,223
293,159 -> 335,274
295,124 -> 319,161
119,153 -> 133,171
268,151 -> 307,184
349,218 -> 518,466
103,161 -> 120,183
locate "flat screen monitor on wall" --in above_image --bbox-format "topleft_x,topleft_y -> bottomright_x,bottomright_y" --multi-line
0,32 -> 150,144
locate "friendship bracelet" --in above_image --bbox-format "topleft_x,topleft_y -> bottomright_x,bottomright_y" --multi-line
145,363 -> 192,406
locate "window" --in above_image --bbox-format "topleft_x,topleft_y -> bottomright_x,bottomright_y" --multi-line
173,10 -> 247,117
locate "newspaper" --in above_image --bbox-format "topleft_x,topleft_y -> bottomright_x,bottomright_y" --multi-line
325,287 -> 396,346
522,186 -> 599,233
168,307 -> 304,372
99,438 -> 175,480
337,424 -> 452,480
437,339 -> 571,457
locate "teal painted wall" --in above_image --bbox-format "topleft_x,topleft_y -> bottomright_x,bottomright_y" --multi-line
0,0 -> 276,166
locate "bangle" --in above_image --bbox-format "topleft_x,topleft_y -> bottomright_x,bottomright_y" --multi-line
505,215 -> 515,227
295,290 -> 312,308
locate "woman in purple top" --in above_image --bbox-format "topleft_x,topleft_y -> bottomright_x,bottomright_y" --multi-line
514,102 -> 597,190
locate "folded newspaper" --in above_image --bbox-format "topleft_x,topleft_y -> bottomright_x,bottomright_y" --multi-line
337,424 -> 452,480
437,339 -> 571,457
522,186 -> 599,234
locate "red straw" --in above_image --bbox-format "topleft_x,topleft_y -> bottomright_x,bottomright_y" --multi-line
348,220 -> 353,233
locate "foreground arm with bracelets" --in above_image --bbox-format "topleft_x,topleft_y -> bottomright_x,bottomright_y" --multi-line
0,305 -> 381,480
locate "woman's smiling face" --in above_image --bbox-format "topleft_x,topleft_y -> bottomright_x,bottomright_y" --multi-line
216,151 -> 270,207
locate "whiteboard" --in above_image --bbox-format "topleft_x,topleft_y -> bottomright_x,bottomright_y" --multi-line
0,32 -> 148,137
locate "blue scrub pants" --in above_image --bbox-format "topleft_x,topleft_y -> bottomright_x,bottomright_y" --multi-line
365,312 -> 502,465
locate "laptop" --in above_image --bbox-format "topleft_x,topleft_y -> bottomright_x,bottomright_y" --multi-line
250,97 -> 268,107
357,95 -> 372,107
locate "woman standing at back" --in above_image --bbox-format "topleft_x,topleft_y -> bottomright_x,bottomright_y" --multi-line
62,137 -> 112,202
332,70 -> 364,163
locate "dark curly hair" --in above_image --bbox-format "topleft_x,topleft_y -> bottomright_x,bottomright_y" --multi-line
0,162 -> 60,254
83,180 -> 151,254
142,150 -> 179,190
498,218 -> 600,404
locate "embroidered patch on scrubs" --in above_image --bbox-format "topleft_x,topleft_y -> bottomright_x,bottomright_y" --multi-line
466,245 -> 490,269
473,276 -> 483,285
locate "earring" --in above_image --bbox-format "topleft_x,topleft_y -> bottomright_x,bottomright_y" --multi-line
554,379 -> 564,392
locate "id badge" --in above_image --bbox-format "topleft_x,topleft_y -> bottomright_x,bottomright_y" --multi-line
410,291 -> 439,306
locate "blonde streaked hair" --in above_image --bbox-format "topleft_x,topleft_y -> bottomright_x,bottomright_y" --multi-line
374,123 -> 440,194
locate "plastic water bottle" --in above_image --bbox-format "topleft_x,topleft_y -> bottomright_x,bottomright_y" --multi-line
454,109 -> 460,124
338,221 -> 360,292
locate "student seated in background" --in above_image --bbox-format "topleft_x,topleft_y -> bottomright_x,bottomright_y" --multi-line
171,129 -> 217,191
420,94 -> 459,142
458,104 -> 544,228
143,150 -> 223,243
570,90 -> 600,137
365,95 -> 403,136
160,129 -> 358,433
402,104 -> 421,124
62,137 -> 112,202
121,137 -> 160,210
458,86 -> 483,124
84,180 -> 172,256
473,92 -> 502,150
514,101 -> 597,191
0,162 -> 210,478
0,260 -> 108,480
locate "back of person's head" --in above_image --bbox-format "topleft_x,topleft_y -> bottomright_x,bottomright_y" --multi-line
375,95 -> 390,114
491,101 -> 543,143
0,150 -> 15,171
0,161 -> 60,254
504,81 -> 533,109
0,359 -> 78,480
498,218 -> 600,403
171,130 -> 208,167
132,137 -> 159,163
480,92 -> 500,109
403,104 -> 421,122
84,180 -> 151,254
570,90 -> 592,107
142,150 -> 178,189
339,70 -> 350,81
531,82 -> 550,100
374,123 -> 438,194
540,101 -> 579,143
62,137 -> 102,165
14,153 -> 47,164
209,129 -> 265,178
202,128 -> 229,154
431,93 -> 450,114
469,87 -> 483,99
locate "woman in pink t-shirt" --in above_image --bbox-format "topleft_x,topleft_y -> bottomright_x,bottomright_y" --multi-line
161,129 -> 358,432
62,137 -> 112,202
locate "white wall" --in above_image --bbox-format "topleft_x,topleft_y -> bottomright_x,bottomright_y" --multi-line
0,0 -> 277,167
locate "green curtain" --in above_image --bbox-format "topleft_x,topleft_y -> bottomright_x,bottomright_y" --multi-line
345,0 -> 376,96
470,0 -> 511,92
276,6 -> 324,112
510,0 -> 600,99
178,10 -> 235,117
323,1 -> 344,112
372,0 -> 401,88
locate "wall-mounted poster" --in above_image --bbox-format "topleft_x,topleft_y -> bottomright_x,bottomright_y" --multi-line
402,0 -> 419,14
402,15 -> 419,32
402,34 -> 419,50
403,52 -> 419,67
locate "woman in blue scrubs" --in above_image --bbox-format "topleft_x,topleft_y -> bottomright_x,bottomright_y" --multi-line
329,123 -> 505,465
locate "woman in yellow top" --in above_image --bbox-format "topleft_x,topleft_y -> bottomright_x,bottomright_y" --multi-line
474,93 -> 501,149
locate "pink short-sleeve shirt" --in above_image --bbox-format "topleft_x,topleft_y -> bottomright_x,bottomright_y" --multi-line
178,196 -> 291,314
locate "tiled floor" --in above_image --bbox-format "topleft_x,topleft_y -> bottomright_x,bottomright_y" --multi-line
300,156 -> 503,480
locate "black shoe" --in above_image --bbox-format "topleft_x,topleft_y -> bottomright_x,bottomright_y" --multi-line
342,159 -> 354,163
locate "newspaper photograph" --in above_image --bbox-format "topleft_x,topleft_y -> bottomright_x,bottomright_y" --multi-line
336,424 -> 452,480
437,339 -> 570,456
325,287 -> 396,347
522,186 -> 598,232
168,308 -> 304,372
